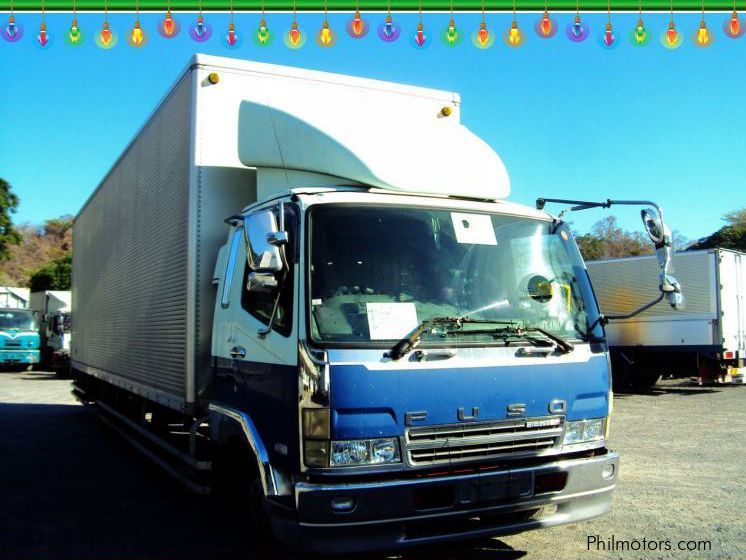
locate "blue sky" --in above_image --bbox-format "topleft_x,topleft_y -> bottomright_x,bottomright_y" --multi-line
1,10 -> 744,241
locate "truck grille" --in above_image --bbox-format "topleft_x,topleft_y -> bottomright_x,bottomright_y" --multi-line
3,340 -> 22,348
405,416 -> 564,466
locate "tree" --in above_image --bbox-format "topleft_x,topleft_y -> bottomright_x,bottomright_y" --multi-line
28,254 -> 72,291
0,178 -> 21,261
688,206 -> 746,252
575,216 -> 653,261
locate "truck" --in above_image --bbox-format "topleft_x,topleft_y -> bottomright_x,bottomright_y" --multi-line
71,55 -> 684,553
587,248 -> 746,389
0,307 -> 40,370
30,290 -> 72,372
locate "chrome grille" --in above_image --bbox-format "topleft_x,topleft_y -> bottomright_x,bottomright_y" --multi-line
406,417 -> 563,466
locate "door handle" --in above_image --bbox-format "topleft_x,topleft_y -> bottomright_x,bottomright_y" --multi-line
230,346 -> 246,359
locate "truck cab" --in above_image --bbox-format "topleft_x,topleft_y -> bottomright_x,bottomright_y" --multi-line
209,187 -> 618,552
0,308 -> 40,370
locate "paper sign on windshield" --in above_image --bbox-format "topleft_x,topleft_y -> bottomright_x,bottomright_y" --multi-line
366,303 -> 419,340
451,212 -> 497,245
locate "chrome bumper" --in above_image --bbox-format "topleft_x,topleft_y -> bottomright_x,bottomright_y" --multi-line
274,451 -> 619,553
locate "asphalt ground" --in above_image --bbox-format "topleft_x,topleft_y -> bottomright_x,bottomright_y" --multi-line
1,371 -> 744,560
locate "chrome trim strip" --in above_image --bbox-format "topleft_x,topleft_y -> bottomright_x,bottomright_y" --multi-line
208,402 -> 279,497
295,452 -> 615,494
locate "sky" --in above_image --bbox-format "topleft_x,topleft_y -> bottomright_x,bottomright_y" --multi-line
1,10 -> 744,242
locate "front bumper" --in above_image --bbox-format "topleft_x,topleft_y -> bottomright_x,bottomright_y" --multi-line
274,451 -> 619,553
0,350 -> 40,365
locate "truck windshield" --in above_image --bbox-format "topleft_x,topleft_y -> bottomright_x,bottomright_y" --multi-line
0,310 -> 38,331
308,205 -> 604,346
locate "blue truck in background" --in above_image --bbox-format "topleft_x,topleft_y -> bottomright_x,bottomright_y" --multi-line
0,307 -> 41,370
70,56 -> 684,552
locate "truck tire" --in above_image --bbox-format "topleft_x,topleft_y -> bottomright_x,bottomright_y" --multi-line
629,370 -> 661,391
213,438 -> 271,540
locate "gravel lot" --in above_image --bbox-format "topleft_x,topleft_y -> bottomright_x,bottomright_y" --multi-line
1,371 -> 744,560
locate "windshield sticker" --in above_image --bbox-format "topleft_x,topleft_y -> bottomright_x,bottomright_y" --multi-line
450,213 -> 497,245
366,302 -> 419,340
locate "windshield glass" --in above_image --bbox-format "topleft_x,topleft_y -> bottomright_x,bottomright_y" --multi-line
0,310 -> 38,331
308,205 -> 603,345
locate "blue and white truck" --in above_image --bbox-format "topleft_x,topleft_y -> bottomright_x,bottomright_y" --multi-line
72,55 -> 683,552
0,306 -> 40,370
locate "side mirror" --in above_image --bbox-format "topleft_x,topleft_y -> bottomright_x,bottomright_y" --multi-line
641,207 -> 685,310
244,210 -> 286,273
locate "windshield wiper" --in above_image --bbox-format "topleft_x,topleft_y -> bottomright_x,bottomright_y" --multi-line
387,317 -> 517,361
441,324 -> 574,354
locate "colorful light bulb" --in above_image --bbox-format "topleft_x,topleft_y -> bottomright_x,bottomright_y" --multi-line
540,10 -> 552,36
257,19 -> 269,43
289,21 -> 301,45
508,20 -> 521,46
38,21 -> 48,46
319,20 -> 332,45
414,22 -> 426,46
100,21 -> 112,45
666,21 -> 678,46
634,18 -> 646,43
68,19 -> 81,43
477,21 -> 489,46
351,10 -> 364,35
226,21 -> 237,45
446,19 -> 458,44
572,15 -> 583,38
131,20 -> 143,45
162,10 -> 175,36
6,15 -> 17,38
383,15 -> 394,38
603,22 -> 615,46
696,20 -> 709,45
729,11 -> 741,36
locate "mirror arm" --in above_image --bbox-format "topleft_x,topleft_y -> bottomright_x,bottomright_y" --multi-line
257,267 -> 289,339
536,198 -> 664,221
588,292 -> 665,332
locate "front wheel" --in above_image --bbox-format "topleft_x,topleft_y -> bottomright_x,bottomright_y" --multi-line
212,440 -> 272,540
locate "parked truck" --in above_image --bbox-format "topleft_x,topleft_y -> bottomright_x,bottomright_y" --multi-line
71,55 -> 684,552
587,249 -> 746,389
0,307 -> 40,370
30,290 -> 72,372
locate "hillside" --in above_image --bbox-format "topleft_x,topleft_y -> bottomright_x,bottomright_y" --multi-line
0,216 -> 73,287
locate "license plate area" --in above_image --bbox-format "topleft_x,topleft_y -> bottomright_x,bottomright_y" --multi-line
414,472 -> 535,511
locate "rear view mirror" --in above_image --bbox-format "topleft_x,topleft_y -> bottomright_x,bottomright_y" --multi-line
244,210 -> 285,273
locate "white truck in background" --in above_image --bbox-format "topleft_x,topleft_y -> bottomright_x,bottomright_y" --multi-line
30,290 -> 72,372
587,249 -> 746,388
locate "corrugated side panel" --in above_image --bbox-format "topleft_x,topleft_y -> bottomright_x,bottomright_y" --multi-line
72,76 -> 192,405
586,251 -> 719,348
587,251 -> 716,318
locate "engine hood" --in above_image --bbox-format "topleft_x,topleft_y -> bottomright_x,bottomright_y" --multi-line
327,346 -> 610,440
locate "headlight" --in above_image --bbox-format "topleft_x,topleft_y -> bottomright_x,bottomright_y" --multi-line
563,418 -> 606,447
330,438 -> 401,467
